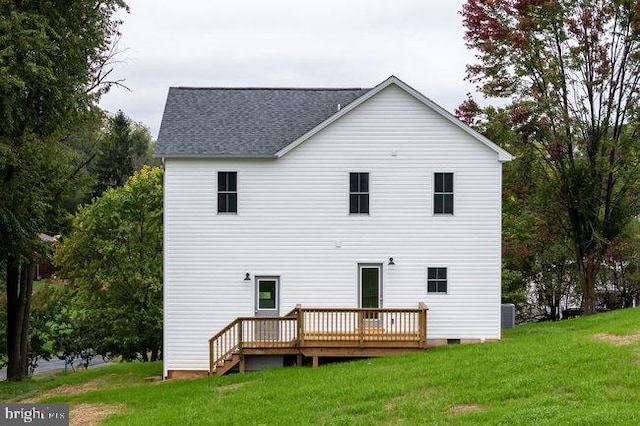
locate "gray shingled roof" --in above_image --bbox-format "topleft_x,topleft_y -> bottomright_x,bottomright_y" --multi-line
155,87 -> 370,157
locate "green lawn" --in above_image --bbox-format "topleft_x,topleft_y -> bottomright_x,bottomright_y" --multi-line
2,308 -> 640,425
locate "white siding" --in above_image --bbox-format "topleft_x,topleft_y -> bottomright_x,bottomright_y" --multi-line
163,85 -> 503,374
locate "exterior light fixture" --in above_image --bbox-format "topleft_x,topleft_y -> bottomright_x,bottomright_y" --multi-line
244,273 -> 251,281
388,257 -> 395,265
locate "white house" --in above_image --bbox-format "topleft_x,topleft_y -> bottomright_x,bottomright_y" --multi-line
156,76 -> 513,378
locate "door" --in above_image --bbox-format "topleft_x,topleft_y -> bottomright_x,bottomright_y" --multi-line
359,264 -> 382,322
255,277 -> 280,340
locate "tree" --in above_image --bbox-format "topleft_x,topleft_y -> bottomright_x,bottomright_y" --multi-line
462,0 -> 640,314
90,110 -> 155,199
598,220 -> 640,308
61,109 -> 110,213
54,167 -> 163,361
456,98 -> 573,320
0,0 -> 128,380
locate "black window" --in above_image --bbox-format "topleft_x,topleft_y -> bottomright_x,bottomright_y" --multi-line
434,172 -> 454,215
218,171 -> 237,213
427,267 -> 447,293
349,172 -> 369,214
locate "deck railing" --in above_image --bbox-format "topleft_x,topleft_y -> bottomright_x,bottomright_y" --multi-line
298,304 -> 427,347
209,303 -> 428,373
209,316 -> 298,372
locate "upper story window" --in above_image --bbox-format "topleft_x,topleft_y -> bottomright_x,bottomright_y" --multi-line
349,172 -> 369,215
434,172 -> 454,215
427,267 -> 447,293
218,171 -> 237,214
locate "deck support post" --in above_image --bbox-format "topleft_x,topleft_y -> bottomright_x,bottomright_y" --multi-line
239,356 -> 245,374
208,338 -> 214,374
296,304 -> 304,350
358,310 -> 364,347
418,302 -> 428,349
296,354 -> 302,367
312,356 -> 319,368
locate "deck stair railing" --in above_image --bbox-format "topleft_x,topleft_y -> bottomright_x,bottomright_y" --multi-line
208,316 -> 298,373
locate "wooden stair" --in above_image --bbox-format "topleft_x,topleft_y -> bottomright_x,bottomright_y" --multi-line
213,353 -> 241,376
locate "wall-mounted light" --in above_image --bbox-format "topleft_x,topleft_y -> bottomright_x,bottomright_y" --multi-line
388,257 -> 395,266
244,272 -> 251,281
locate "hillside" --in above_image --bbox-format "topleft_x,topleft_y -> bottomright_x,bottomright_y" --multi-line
3,307 -> 640,425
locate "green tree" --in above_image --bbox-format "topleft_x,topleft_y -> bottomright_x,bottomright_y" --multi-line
0,0 -> 127,380
91,110 -> 155,199
462,0 -> 640,314
33,281 -> 102,371
62,110 -> 110,213
55,166 -> 163,362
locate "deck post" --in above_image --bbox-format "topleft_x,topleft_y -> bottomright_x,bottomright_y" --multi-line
297,354 -> 302,367
297,305 -> 304,349
209,338 -> 214,374
358,310 -> 364,347
239,355 -> 245,374
312,356 -> 319,368
238,320 -> 244,351
418,302 -> 428,349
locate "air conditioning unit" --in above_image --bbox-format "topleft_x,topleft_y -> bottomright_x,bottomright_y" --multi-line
501,303 -> 515,329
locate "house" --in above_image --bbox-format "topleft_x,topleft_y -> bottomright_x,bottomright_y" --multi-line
36,233 -> 58,280
156,76 -> 513,378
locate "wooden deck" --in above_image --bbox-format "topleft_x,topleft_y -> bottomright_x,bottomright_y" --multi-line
209,303 -> 428,375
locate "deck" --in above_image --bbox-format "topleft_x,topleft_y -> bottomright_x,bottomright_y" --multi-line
209,303 -> 428,375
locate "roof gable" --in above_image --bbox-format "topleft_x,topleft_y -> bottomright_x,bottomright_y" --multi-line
155,76 -> 513,162
275,76 -> 513,162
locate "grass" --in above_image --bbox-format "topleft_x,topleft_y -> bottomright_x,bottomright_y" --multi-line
0,362 -> 160,402
2,308 -> 640,425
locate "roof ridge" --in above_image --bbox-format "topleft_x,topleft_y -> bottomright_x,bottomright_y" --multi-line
171,87 -> 369,91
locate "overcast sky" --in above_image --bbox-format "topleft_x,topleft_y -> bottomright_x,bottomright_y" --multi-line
98,0 -> 478,138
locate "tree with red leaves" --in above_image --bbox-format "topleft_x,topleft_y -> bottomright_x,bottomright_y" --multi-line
462,0 -> 640,314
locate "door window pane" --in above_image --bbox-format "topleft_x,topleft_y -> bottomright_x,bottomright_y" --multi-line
361,267 -> 379,308
258,280 -> 276,309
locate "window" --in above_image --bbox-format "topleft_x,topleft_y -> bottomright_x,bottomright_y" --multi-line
427,267 -> 447,293
258,279 -> 277,310
434,172 -> 454,215
217,171 -> 237,213
349,172 -> 369,214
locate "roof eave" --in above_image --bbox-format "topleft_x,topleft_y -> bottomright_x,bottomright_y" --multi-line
154,153 -> 278,160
